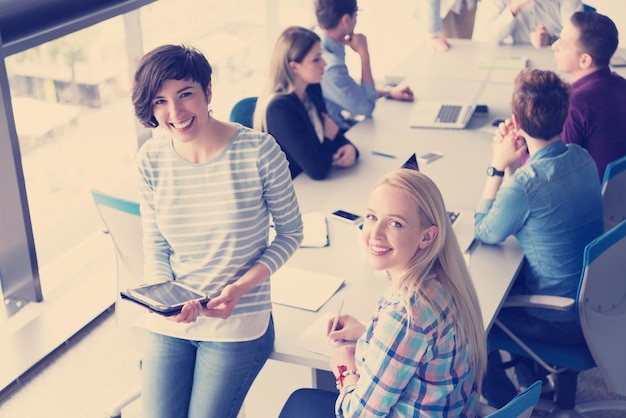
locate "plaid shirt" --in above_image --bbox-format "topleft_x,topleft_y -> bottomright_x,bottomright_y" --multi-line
336,275 -> 478,417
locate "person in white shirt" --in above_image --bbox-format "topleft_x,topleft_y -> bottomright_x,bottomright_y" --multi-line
415,0 -> 478,52
482,0 -> 582,48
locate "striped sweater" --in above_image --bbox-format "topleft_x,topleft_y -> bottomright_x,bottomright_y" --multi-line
136,125 -> 303,341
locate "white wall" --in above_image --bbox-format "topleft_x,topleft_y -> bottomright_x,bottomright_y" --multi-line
584,0 -> 626,46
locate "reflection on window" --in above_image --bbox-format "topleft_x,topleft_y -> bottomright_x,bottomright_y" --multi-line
6,17 -> 138,288
5,0 -> 411,294
4,0 -> 317,293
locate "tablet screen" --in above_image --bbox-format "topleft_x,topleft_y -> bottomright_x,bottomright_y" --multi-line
130,281 -> 206,307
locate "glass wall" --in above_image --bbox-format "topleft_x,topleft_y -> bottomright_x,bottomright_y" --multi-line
0,0 -> 422,317
0,0 -> 462,393
0,0 -> 321,313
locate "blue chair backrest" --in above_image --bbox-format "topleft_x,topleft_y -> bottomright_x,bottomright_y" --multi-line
485,380 -> 542,418
576,219 -> 626,395
91,189 -> 143,280
601,155 -> 626,231
229,97 -> 258,128
92,189 -> 140,216
602,154 -> 626,184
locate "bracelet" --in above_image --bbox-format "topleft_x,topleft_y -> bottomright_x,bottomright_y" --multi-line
335,365 -> 360,390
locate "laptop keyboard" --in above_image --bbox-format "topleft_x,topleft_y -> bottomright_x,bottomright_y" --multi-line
448,211 -> 460,225
436,105 -> 462,123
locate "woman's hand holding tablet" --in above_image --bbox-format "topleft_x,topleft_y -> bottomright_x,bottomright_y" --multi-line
120,281 -> 210,316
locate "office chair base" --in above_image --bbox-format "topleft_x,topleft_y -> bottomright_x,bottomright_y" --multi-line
104,386 -> 140,418
576,400 -> 626,414
533,398 -> 626,418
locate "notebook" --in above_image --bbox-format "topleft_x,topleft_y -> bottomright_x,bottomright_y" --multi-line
269,212 -> 329,248
271,266 -> 344,311
402,153 -> 476,253
408,100 -> 476,130
294,313 -> 355,358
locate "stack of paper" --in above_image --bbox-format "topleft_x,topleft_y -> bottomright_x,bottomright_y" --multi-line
269,212 -> 329,248
301,212 -> 329,248
271,266 -> 344,311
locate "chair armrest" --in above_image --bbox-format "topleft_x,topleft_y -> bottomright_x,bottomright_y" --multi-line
502,294 -> 574,311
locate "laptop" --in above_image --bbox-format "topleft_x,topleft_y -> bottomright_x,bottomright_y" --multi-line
401,153 -> 476,253
408,100 -> 476,130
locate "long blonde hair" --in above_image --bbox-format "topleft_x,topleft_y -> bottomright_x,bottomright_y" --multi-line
373,169 -> 487,388
253,26 -> 320,132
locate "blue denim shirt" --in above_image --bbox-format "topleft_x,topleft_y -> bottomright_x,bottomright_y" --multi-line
474,141 -> 603,321
319,31 -> 378,131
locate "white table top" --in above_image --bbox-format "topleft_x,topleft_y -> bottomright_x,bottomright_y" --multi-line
269,39 -> 589,371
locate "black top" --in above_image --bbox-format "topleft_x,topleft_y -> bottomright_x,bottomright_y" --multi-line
266,83 -> 358,180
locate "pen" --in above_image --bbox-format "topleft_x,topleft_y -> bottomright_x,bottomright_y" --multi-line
328,299 -> 345,343
371,150 -> 397,159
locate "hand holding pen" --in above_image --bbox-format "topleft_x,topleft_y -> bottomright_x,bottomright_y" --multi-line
327,300 -> 344,343
327,304 -> 367,343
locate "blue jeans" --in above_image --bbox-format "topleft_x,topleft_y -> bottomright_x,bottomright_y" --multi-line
482,307 -> 584,409
279,388 -> 337,418
141,316 -> 275,418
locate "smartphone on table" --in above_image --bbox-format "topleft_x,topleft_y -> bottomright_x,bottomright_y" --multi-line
330,209 -> 362,224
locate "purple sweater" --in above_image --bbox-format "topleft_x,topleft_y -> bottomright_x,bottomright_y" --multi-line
561,67 -> 626,180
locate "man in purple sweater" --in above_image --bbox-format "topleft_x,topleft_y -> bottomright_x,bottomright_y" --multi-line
552,11 -> 626,180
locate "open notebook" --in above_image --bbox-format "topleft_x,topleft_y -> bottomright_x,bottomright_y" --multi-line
271,266 -> 344,311
295,313 -> 355,357
402,153 -> 476,253
269,212 -> 329,248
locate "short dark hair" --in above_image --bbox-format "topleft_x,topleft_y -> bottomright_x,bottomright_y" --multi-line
132,44 -> 212,128
314,0 -> 357,30
511,69 -> 570,141
570,11 -> 619,68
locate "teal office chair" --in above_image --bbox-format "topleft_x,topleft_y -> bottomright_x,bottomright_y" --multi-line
601,155 -> 626,232
488,219 -> 626,417
91,190 -> 144,418
478,380 -> 543,418
229,96 -> 258,128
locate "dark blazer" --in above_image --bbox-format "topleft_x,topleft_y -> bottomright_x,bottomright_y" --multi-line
266,83 -> 358,180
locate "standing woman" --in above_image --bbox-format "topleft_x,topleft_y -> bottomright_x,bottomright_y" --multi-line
280,169 -> 486,417
254,26 -> 359,180
131,44 -> 303,418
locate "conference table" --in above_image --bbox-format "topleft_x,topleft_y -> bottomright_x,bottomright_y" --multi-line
268,39 -> 626,384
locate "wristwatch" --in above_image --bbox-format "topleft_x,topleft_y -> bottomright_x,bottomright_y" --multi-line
486,166 -> 505,177
383,85 -> 393,99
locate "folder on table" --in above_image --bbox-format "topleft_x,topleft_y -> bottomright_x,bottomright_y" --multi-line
271,266 -> 343,311
269,212 -> 329,248
301,212 -> 329,248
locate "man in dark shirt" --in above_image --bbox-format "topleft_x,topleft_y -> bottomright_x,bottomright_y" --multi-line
552,10 -> 626,180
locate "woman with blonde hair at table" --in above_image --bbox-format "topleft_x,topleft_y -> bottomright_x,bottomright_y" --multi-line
279,168 -> 487,417
254,26 -> 358,180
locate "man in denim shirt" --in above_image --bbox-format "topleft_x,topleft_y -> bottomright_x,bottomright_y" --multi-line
314,0 -> 414,131
475,69 -> 603,408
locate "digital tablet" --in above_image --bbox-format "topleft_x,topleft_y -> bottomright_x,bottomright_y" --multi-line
120,281 -> 210,316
